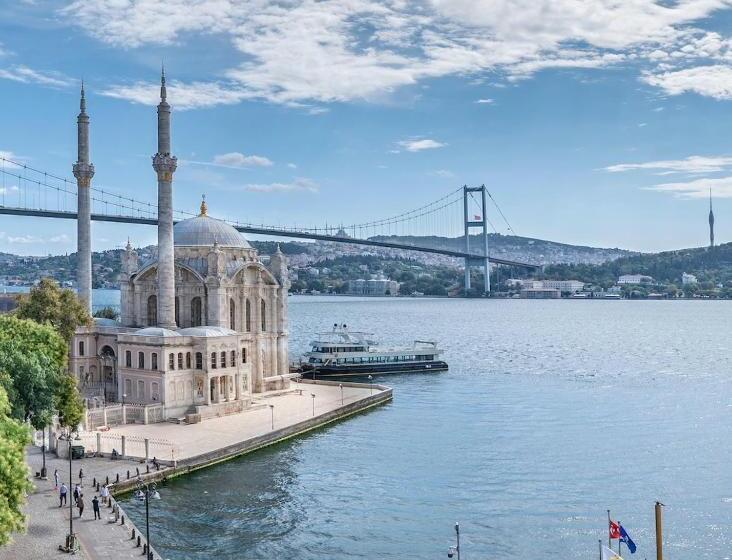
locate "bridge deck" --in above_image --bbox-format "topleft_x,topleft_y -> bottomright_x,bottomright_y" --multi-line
0,206 -> 539,268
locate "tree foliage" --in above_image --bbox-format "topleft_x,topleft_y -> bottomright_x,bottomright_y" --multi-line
15,278 -> 91,343
56,374 -> 84,431
0,316 -> 67,428
93,306 -> 119,320
0,385 -> 31,546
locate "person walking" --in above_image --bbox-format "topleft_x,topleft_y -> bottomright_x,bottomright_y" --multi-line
92,495 -> 100,520
59,483 -> 67,507
77,494 -> 85,518
100,484 -> 109,505
53,469 -> 59,489
78,467 -> 84,487
73,483 -> 80,506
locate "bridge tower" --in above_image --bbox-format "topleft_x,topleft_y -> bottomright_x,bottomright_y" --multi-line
463,185 -> 490,295
72,83 -> 94,313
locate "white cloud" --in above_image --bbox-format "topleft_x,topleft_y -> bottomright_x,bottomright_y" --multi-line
243,177 -> 319,193
605,155 -> 732,174
0,231 -> 70,244
475,98 -> 494,104
62,0 -> 732,107
287,163 -> 297,169
647,175 -> 732,198
0,185 -> 19,195
432,169 -> 455,178
642,64 -> 732,99
0,65 -> 73,88
397,138 -> 446,152
213,152 -> 273,167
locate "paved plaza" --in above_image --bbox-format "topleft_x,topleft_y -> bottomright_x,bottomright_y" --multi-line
1,381 -> 386,560
107,381 -> 381,460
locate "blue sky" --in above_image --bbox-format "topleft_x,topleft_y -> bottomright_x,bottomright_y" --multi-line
2,0 -> 732,255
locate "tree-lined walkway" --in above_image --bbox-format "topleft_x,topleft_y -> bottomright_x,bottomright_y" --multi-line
0,446 -> 168,560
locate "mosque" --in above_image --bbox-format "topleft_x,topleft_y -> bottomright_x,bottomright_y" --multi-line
69,72 -> 292,422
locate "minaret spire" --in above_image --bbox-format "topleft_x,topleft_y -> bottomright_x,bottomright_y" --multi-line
73,82 -> 94,312
152,66 -> 178,328
709,187 -> 715,248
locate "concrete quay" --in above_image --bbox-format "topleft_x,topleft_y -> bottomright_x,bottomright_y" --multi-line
2,379 -> 391,559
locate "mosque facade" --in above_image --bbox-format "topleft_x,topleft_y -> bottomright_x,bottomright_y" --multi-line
69,72 -> 291,422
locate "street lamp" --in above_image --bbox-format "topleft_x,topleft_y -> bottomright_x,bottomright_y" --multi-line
447,522 -> 460,560
136,477 -> 161,560
268,404 -> 274,430
368,375 -> 373,396
311,393 -> 316,416
339,383 -> 343,406
61,428 -> 79,553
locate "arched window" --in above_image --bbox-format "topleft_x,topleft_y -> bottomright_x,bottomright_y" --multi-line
220,351 -> 227,368
261,299 -> 266,332
78,341 -> 85,356
175,296 -> 180,326
229,299 -> 236,331
125,350 -> 132,368
147,295 -> 157,326
195,352 -> 203,369
178,352 -> 183,369
152,353 -> 158,370
138,351 -> 145,369
191,297 -> 202,327
186,352 -> 191,369
137,380 -> 145,400
169,353 -> 175,370
231,350 -> 236,366
211,352 -> 217,369
245,299 -> 251,332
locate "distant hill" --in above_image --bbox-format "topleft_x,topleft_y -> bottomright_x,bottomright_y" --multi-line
544,242 -> 732,288
369,233 -> 633,265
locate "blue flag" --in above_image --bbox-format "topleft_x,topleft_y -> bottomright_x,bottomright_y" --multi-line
620,525 -> 637,554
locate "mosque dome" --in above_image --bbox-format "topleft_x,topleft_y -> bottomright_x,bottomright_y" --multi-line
174,198 -> 251,249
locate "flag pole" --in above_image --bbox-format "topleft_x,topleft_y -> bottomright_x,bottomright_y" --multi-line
599,538 -> 602,560
607,510 -> 611,548
655,501 -> 664,560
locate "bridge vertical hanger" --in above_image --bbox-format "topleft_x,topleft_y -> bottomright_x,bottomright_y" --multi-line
463,185 -> 490,296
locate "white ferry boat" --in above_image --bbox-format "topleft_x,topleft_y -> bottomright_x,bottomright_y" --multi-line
296,324 -> 448,378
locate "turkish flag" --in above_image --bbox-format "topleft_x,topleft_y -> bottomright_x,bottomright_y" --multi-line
609,520 -> 621,540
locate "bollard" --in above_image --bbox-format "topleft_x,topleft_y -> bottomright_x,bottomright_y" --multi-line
142,544 -> 147,556
132,528 -> 136,540
93,477 -> 97,487
136,467 -> 140,476
144,438 -> 149,463
121,514 -> 125,525
127,470 -> 130,480
96,482 -> 100,492
146,465 -> 150,474
106,475 -> 109,486
116,473 -> 119,483
137,535 -> 141,547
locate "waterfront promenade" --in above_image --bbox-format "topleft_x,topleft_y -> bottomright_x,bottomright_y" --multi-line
1,380 -> 390,560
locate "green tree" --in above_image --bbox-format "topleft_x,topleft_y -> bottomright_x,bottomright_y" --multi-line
56,374 -> 84,431
0,315 -> 66,373
0,343 -> 58,426
93,306 -> 119,320
15,278 -> 91,343
0,384 -> 31,546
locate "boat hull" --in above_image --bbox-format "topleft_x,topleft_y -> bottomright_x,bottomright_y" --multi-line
296,360 -> 449,378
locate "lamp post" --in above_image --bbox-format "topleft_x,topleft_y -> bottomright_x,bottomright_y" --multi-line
268,404 -> 274,430
368,375 -> 373,396
311,393 -> 316,417
136,477 -> 161,560
339,383 -> 343,406
447,522 -> 460,560
62,428 -> 77,553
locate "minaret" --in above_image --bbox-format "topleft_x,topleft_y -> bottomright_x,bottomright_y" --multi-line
709,188 -> 715,248
73,82 -> 94,313
152,67 -> 178,328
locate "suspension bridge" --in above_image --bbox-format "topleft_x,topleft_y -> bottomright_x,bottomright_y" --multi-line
0,156 -> 539,293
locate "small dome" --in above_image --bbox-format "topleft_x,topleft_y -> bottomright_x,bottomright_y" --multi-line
178,326 -> 237,337
174,214 -> 251,248
131,327 -> 181,337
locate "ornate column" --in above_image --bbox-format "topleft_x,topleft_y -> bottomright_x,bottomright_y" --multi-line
152,68 -> 177,328
73,83 -> 94,313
